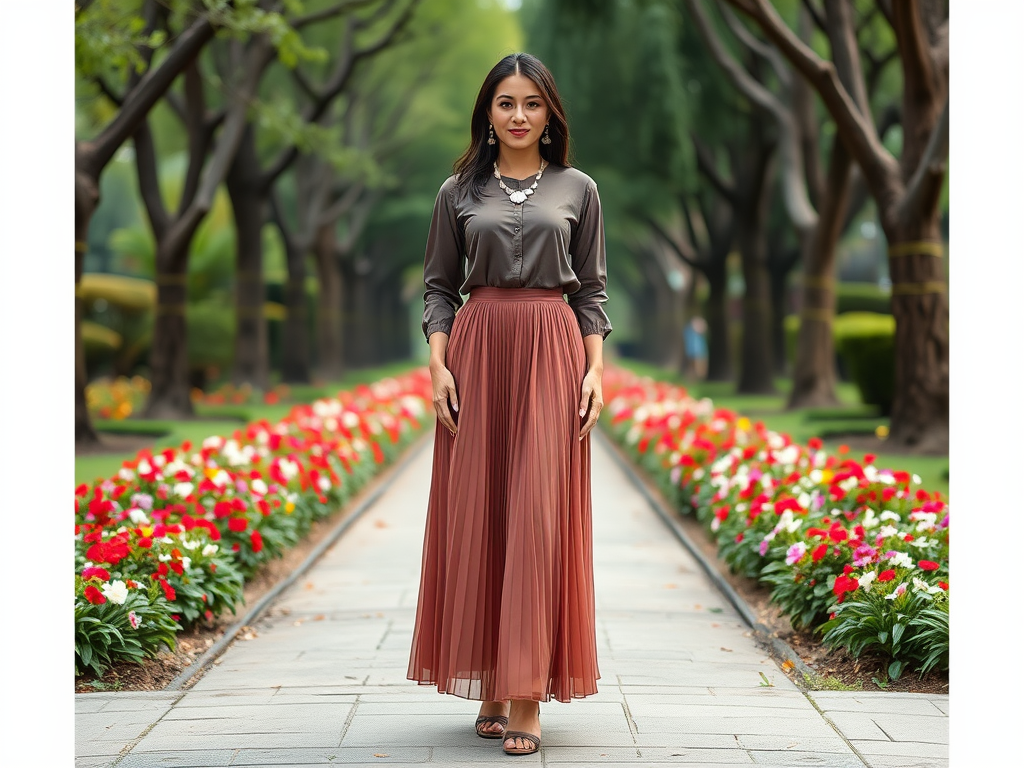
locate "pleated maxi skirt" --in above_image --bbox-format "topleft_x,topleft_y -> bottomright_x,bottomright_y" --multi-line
407,287 -> 600,703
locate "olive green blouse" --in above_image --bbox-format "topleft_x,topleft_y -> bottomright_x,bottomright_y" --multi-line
421,164 -> 613,342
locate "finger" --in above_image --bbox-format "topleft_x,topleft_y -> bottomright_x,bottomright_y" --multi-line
579,386 -> 592,418
449,387 -> 459,413
579,403 -> 602,439
434,401 -> 456,435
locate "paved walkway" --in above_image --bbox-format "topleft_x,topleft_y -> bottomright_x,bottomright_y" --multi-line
75,433 -> 948,768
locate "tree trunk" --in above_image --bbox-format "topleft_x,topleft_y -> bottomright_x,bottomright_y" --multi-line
884,219 -> 948,452
343,258 -> 374,368
787,137 -> 855,409
735,143 -> 776,395
314,223 -> 344,381
144,254 -> 194,418
75,169 -> 100,445
281,258 -> 311,383
703,259 -> 732,382
227,127 -> 269,390
768,259 -> 790,377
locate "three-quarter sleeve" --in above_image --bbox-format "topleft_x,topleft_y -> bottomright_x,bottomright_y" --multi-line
421,180 -> 465,341
567,181 -> 613,339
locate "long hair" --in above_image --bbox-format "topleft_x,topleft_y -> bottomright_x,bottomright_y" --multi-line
453,53 -> 572,199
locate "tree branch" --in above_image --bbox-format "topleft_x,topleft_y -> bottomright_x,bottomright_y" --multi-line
891,0 -> 939,103
899,96 -> 948,223
720,4 -> 790,89
644,216 -> 704,271
82,14 -> 216,175
132,119 -> 171,239
720,0 -> 901,216
687,0 -> 817,233
800,0 -> 826,33
691,134 -> 736,204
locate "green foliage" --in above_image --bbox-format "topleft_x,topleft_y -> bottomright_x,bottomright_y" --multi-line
833,312 -> 895,415
187,296 -> 235,372
75,582 -> 182,677
836,282 -> 893,315
819,583 -> 949,680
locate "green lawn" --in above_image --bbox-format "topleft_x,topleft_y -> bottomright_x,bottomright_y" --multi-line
75,361 -> 423,487
611,358 -> 949,496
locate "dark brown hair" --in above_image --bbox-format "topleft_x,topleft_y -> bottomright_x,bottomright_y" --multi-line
452,53 -> 572,199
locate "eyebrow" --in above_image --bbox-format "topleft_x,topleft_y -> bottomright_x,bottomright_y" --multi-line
496,93 -> 544,100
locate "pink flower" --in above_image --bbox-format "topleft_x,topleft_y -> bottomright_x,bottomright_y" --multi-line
785,542 -> 807,565
128,611 -> 141,629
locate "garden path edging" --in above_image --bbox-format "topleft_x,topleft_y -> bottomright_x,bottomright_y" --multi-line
593,428 -> 818,683
163,430 -> 434,691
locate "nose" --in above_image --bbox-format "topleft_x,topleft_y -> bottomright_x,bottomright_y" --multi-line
513,106 -> 526,123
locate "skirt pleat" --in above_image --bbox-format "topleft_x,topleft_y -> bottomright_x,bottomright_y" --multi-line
407,287 -> 600,703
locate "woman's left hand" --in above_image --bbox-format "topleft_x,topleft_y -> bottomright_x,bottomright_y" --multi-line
578,368 -> 603,440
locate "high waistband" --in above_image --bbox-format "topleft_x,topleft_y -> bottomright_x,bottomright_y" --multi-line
468,287 -> 566,303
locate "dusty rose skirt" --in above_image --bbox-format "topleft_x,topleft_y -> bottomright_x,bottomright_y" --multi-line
407,287 -> 600,703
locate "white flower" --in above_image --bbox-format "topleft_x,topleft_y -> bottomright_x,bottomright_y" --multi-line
858,571 -> 877,590
278,458 -> 300,481
159,553 -> 172,562
735,502 -> 748,513
138,459 -> 153,476
809,469 -> 824,484
912,474 -> 922,485
173,482 -> 194,499
880,510 -> 902,522
317,476 -> 331,492
887,551 -> 914,569
910,536 -> 936,550
342,411 -> 361,429
251,478 -> 269,496
877,525 -> 899,539
839,477 -> 859,492
101,580 -> 129,605
202,544 -> 219,557
181,557 -> 192,570
692,468 -> 705,481
127,507 -> 150,525
797,492 -> 811,509
118,467 -> 136,482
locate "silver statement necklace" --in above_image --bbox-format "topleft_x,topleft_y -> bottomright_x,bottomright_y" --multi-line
493,159 -> 548,204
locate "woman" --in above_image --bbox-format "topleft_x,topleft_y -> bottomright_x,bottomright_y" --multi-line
406,52 -> 612,756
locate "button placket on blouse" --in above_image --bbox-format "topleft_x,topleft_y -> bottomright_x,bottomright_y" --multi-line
511,179 -> 524,285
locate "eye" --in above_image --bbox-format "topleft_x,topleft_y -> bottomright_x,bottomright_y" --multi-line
497,100 -> 512,109
528,101 -> 543,109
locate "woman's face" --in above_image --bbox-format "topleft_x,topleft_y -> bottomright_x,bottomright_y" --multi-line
486,74 -> 550,154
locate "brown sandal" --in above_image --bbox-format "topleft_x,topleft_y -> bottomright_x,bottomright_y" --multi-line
502,730 -> 541,755
475,715 -> 508,739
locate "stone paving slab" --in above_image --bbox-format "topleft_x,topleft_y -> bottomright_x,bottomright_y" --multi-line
75,434 -> 948,768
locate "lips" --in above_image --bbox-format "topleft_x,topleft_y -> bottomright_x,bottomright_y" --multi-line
508,129 -> 529,137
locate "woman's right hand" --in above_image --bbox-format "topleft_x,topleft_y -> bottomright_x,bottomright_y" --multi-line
430,363 -> 459,436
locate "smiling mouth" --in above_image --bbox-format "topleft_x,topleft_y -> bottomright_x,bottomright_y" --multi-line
509,129 -> 529,135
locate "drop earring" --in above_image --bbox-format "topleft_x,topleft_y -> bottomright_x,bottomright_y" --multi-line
541,124 -> 552,145
487,123 -> 496,145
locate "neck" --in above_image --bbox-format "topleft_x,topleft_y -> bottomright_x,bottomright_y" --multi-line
496,148 -> 544,177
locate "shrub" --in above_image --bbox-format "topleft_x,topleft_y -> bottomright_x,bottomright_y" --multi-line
835,282 -> 892,316
833,312 -> 895,414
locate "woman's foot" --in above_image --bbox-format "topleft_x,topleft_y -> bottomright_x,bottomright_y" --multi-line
503,699 -> 541,754
476,700 -> 510,738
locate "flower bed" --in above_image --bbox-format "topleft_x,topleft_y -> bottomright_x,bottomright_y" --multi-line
75,369 -> 433,678
86,376 -> 151,420
601,367 -> 949,682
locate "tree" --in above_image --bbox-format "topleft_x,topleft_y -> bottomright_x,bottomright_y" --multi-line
223,0 -> 419,389
720,0 -> 949,451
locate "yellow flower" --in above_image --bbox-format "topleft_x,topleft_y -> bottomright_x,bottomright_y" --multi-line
875,425 -> 890,439
285,501 -> 295,514
737,417 -> 752,432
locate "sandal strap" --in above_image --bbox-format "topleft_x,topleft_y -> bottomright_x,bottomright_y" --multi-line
475,715 -> 509,727
503,730 -> 541,747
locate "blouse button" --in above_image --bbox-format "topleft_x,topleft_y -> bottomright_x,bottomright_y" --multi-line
514,226 -> 520,233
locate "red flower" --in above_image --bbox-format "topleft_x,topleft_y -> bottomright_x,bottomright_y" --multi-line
159,578 -> 176,601
372,442 -> 385,464
735,532 -> 744,543
918,560 -> 940,571
250,530 -> 264,553
832,574 -> 859,598
878,569 -> 896,582
228,517 -> 248,533
84,585 -> 106,605
137,537 -> 153,549
82,567 -> 110,582
808,437 -> 823,451
811,544 -> 829,562
938,581 -> 948,590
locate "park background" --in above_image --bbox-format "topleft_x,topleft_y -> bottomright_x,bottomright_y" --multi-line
1,0 -> 1020,764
